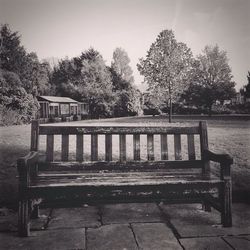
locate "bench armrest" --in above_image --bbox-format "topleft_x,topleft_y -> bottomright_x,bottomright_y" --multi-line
203,150 -> 233,179
17,151 -> 39,188
203,150 -> 233,165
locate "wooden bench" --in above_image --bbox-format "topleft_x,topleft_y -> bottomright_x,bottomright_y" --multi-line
17,120 -> 233,236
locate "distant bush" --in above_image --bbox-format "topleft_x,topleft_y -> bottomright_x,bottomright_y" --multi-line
0,105 -> 23,126
0,104 -> 37,126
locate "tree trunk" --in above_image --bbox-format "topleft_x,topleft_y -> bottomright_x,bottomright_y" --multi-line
208,105 -> 212,117
169,85 -> 172,123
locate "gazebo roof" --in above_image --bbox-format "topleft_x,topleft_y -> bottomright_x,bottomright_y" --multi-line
38,96 -> 78,103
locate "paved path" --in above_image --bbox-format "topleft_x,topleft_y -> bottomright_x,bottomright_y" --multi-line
0,203 -> 250,249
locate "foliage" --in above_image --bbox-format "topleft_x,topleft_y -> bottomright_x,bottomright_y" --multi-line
111,47 -> 134,84
183,45 -> 236,115
137,29 -> 193,122
240,71 -> 250,99
51,48 -> 116,118
110,48 -> 141,117
0,24 -> 51,96
0,69 -> 39,123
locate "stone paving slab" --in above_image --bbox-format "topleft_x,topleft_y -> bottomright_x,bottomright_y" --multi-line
180,237 -> 232,250
223,236 -> 250,249
87,224 -> 137,250
48,206 -> 100,229
102,203 -> 163,224
132,223 -> 182,250
0,228 -> 85,250
161,203 -> 250,237
0,208 -> 50,232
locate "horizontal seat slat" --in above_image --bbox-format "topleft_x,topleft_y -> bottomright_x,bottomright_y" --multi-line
39,125 -> 200,135
38,160 -> 203,171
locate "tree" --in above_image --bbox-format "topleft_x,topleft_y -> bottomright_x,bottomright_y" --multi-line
183,45 -> 236,115
51,48 -> 116,118
110,48 -> 141,117
240,71 -> 250,99
0,24 -> 51,96
137,30 -> 193,122
0,69 -> 39,122
111,48 -> 134,84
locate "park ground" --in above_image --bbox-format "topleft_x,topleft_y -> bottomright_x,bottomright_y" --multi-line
0,115 -> 250,249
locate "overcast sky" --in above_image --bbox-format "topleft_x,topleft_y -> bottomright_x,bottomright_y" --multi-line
1,0 -> 249,90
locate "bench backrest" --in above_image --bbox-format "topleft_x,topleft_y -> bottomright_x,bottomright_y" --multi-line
31,120 -> 209,173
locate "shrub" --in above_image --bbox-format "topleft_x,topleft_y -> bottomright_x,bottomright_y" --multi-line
0,105 -> 23,126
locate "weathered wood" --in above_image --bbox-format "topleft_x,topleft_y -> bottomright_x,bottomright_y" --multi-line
187,134 -> 196,160
105,134 -> 112,161
91,134 -> 98,161
38,160 -> 203,171
17,120 -> 234,237
221,177 -> 232,227
161,134 -> 168,160
39,125 -> 200,135
46,135 -> 54,162
199,121 -> 210,175
30,120 -> 39,151
61,134 -> 69,161
174,134 -> 182,160
119,134 -> 126,162
76,134 -> 84,162
18,199 -> 30,237
133,134 -> 140,161
147,134 -> 154,160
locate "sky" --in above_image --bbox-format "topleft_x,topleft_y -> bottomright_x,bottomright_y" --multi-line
0,0 -> 249,90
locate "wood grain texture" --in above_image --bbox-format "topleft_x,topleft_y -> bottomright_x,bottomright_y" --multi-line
119,134 -> 126,162
174,134 -> 182,160
147,134 -> 154,160
76,134 -> 84,162
161,134 -> 168,160
91,134 -> 98,161
39,125 -> 200,135
187,134 -> 196,160
61,134 -> 69,161
105,134 -> 112,161
46,135 -> 54,162
133,134 -> 140,161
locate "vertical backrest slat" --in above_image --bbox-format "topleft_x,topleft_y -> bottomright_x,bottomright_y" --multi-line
160,134 -> 168,160
147,134 -> 154,161
61,134 -> 69,161
174,134 -> 182,160
119,134 -> 126,162
30,120 -> 39,151
133,134 -> 140,161
187,134 -> 196,160
91,134 -> 98,161
46,135 -> 54,162
105,134 -> 112,161
76,134 -> 84,162
199,121 -> 210,176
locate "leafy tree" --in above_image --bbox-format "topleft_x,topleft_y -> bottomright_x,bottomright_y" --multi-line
109,48 -> 141,117
183,45 -> 236,115
0,24 -> 51,96
137,30 -> 193,122
51,48 -> 116,118
111,48 -> 134,84
240,71 -> 250,99
0,69 -> 39,122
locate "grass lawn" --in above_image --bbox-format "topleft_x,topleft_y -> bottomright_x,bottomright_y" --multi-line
0,116 -> 249,207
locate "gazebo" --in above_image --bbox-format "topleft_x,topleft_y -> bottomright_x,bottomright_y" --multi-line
37,96 -> 89,122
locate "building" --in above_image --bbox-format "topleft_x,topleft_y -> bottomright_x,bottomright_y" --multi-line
37,96 -> 89,121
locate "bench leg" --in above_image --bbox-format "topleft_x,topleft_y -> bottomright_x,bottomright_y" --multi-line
18,199 -> 30,237
202,195 -> 212,212
221,178 -> 232,227
31,204 -> 40,219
